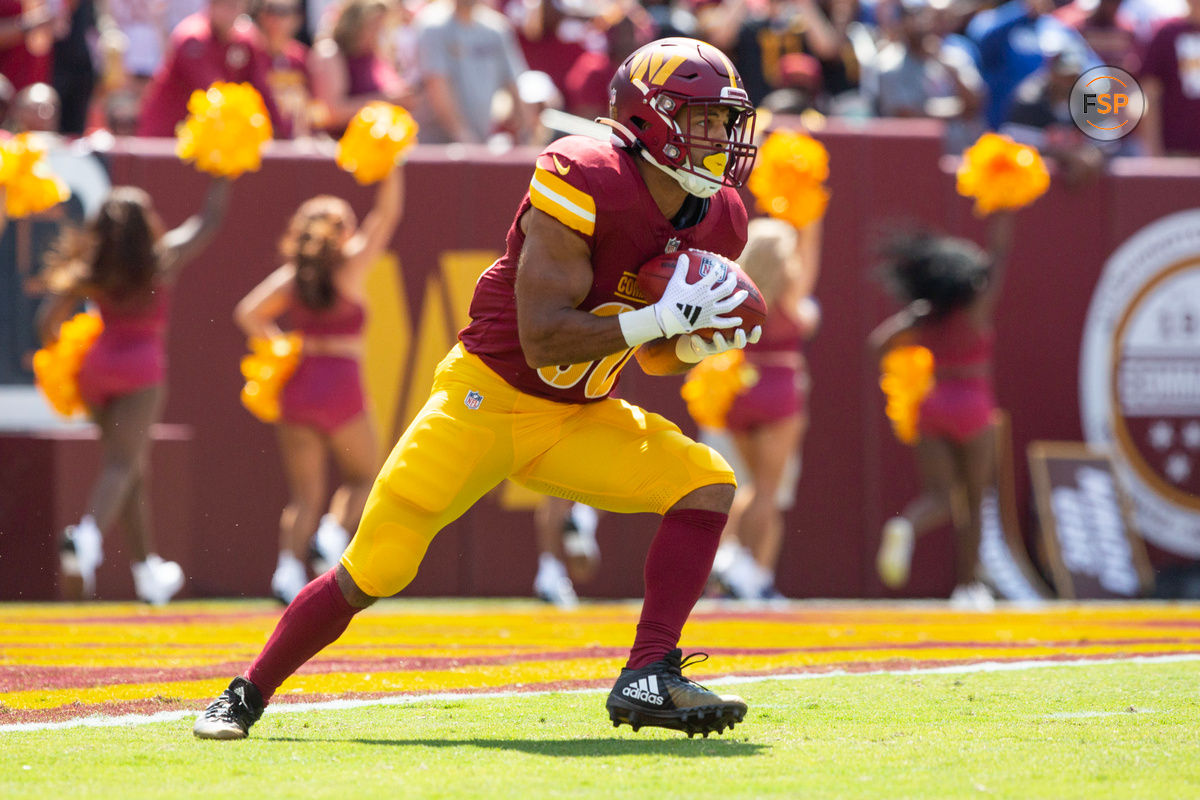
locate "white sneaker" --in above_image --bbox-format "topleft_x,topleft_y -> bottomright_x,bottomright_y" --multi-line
132,554 -> 185,605
716,546 -> 773,600
271,552 -> 308,605
534,553 -> 578,609
61,516 -> 104,597
561,503 -> 601,583
877,517 -> 915,589
949,582 -> 995,611
562,504 -> 600,560
311,514 -> 350,574
711,542 -> 738,578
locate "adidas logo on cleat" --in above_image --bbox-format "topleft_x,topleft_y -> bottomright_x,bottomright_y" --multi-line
606,650 -> 747,737
621,675 -> 665,705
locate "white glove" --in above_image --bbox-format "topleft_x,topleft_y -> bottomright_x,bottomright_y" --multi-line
674,325 -> 763,364
618,253 -> 748,346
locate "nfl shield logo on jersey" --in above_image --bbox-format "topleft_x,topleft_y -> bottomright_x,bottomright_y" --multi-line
464,390 -> 483,410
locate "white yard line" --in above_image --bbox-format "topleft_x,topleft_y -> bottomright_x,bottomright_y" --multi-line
4,651 -> 1198,734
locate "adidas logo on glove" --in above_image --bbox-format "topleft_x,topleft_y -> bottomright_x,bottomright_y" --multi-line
621,675 -> 665,705
674,303 -> 702,325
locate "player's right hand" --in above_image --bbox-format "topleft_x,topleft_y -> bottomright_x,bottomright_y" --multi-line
651,253 -> 748,338
674,325 -> 763,363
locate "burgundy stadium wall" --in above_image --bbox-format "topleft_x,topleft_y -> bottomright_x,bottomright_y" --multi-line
2,121 -> 1198,601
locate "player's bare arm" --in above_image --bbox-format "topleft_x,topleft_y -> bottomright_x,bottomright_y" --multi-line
515,207 -> 637,368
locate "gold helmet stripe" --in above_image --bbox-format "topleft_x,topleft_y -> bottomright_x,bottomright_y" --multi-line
710,47 -> 738,89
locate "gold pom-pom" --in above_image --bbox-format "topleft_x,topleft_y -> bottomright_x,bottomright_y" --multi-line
239,334 -> 303,422
680,349 -> 759,430
879,345 -> 935,445
1,133 -> 70,218
956,132 -> 1050,216
746,129 -> 830,229
176,82 -> 274,178
0,140 -> 14,185
33,312 -> 104,417
336,103 -> 418,185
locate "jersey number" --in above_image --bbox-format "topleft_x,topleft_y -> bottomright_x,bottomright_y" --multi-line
537,302 -> 638,399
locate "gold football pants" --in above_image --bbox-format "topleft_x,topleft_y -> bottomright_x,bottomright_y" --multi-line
341,344 -> 735,597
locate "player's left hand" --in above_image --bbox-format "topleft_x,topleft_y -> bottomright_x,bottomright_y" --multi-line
674,325 -> 762,364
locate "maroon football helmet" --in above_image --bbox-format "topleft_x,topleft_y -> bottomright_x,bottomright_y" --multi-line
602,37 -> 757,198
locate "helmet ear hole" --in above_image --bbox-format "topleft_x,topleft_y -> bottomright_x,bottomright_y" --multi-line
630,115 -> 649,132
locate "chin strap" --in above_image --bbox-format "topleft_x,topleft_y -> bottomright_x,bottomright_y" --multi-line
639,148 -> 723,199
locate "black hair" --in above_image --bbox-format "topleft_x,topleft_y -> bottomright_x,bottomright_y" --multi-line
875,229 -> 991,317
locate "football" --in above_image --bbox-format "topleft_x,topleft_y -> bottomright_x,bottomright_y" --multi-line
636,248 -> 768,339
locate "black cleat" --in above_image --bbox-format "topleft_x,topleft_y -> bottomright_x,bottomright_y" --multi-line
606,649 -> 746,737
193,677 -> 264,740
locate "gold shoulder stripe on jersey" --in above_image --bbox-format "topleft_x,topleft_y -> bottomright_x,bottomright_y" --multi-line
530,167 -> 596,236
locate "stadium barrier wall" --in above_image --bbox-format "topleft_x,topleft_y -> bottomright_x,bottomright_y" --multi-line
0,426 -> 193,599
2,122 -> 1198,601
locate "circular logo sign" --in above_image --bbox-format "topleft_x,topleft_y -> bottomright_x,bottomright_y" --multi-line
1080,211 -> 1200,556
1069,66 -> 1145,142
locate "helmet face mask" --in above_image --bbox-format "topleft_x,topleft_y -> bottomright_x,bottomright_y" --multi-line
603,38 -> 758,197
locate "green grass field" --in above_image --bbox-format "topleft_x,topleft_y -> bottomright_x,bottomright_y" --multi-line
4,660 -> 1199,799
3,599 -> 1199,799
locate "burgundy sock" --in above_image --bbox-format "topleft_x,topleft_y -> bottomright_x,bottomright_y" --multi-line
245,570 -> 360,702
626,507 -> 726,669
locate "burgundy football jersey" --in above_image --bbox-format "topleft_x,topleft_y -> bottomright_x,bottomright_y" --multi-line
459,135 -> 749,403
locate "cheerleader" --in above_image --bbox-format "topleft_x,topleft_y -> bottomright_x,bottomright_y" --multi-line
37,178 -> 231,604
870,213 -> 1014,609
234,164 -> 404,603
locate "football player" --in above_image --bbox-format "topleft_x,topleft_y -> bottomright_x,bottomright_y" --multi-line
195,36 -> 763,740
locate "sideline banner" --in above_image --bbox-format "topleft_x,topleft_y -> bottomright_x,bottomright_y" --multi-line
1028,441 -> 1154,599
1080,209 -> 1200,558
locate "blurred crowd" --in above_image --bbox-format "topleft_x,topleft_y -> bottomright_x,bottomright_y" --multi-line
0,0 -> 1197,160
